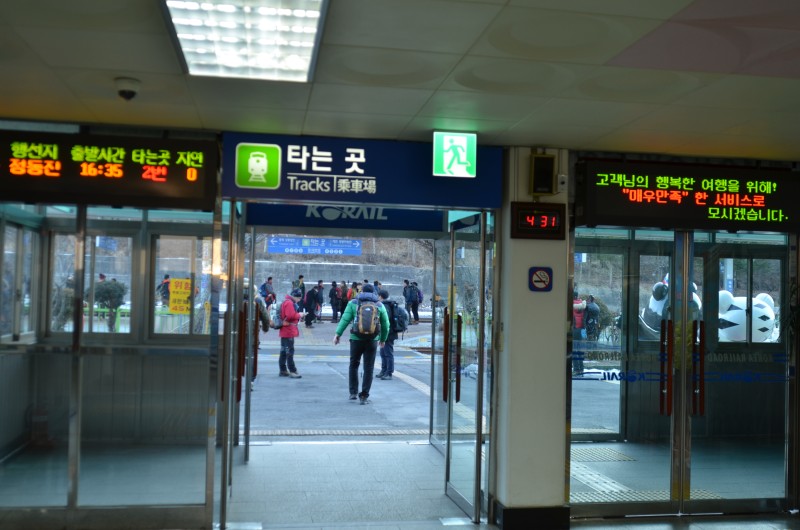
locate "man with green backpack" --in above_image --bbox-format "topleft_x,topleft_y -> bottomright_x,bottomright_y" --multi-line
332,284 -> 389,405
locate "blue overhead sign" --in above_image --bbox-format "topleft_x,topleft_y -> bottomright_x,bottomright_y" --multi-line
246,203 -> 445,232
268,236 -> 362,256
222,132 -> 503,209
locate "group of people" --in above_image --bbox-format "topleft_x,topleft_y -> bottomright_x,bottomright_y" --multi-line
572,291 -> 600,342
572,290 -> 600,375
258,274 -> 418,405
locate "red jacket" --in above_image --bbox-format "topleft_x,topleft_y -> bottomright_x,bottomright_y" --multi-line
573,298 -> 586,329
278,295 -> 302,338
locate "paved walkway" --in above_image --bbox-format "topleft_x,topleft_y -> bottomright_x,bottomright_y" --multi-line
241,317 -> 435,441
255,313 -> 434,349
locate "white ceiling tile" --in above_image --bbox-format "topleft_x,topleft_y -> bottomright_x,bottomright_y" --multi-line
509,0 -> 694,20
517,99 -> 659,130
303,110 -> 412,139
20,28 -> 181,73
564,66 -> 722,104
497,124 -> 611,148
1,0 -> 799,161
418,91 -> 550,121
441,57 -> 597,96
623,106 -> 755,134
198,107 -> 307,136
189,78 -> 312,111
323,0 -> 502,53
672,75 -> 800,111
470,7 -> 661,64
309,84 -> 433,115
314,45 -> 461,89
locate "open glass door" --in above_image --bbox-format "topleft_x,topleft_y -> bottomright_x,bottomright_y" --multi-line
570,228 -> 789,517
431,212 -> 493,522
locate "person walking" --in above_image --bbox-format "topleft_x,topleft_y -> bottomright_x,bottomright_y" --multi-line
340,279 -> 349,318
376,289 -> 398,380
303,284 -> 318,328
402,279 -> 412,314
333,283 -> 389,404
585,295 -> 601,341
278,288 -> 304,378
315,280 -> 325,323
292,274 -> 305,301
329,281 -> 342,323
408,281 -> 421,324
156,274 -> 171,307
259,276 -> 276,310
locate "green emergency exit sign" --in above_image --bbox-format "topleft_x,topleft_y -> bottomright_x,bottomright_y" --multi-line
433,132 -> 477,178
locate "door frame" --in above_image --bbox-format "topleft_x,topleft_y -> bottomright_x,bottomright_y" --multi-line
438,211 -> 492,523
570,227 -> 793,518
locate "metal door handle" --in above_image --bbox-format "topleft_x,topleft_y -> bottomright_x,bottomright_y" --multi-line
443,307 -> 449,403
456,314 -> 462,403
659,319 -> 674,416
698,320 -> 706,416
690,320 -> 706,416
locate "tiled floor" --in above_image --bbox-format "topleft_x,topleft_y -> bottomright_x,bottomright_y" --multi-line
223,440 -> 498,530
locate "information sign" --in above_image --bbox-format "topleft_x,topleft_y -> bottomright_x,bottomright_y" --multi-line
582,159 -> 800,232
0,131 -> 217,209
433,131 -> 476,178
529,267 -> 553,292
169,278 -> 192,315
222,132 -> 503,209
267,236 -> 362,256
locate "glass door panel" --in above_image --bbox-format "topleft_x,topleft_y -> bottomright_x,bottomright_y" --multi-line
571,250 -> 624,441
430,235 -> 451,453
444,212 -> 492,522
687,240 -> 786,508
570,235 -> 675,511
570,228 -> 789,516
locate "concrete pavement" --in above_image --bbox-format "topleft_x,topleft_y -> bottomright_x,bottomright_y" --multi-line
241,317 -> 437,441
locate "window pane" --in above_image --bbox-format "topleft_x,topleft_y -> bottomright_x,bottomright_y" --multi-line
21,229 -> 34,334
50,234 -> 77,333
2,226 -> 17,337
154,236 -> 198,335
83,236 -> 133,334
753,258 -> 780,343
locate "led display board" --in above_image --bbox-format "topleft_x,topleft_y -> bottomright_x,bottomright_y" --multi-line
510,201 -> 565,240
0,131 -> 218,210
581,159 -> 800,232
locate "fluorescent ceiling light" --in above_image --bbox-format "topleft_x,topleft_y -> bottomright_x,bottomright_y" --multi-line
165,0 -> 327,82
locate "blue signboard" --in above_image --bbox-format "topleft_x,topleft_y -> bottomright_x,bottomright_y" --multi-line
222,132 -> 503,209
528,267 -> 553,292
246,203 -> 445,232
268,236 -> 362,256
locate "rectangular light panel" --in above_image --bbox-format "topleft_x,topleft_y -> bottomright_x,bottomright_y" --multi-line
165,0 -> 327,82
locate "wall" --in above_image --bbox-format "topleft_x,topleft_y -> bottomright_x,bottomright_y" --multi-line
0,354 -> 31,457
494,147 -> 569,515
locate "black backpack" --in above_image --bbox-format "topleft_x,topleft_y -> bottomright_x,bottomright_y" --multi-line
408,284 -> 419,304
353,299 -> 381,339
387,300 -> 409,334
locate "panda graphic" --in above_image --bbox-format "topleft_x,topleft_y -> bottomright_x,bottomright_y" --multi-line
638,274 -> 776,342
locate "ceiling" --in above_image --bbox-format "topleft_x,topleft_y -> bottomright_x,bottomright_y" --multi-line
3,0 -> 800,162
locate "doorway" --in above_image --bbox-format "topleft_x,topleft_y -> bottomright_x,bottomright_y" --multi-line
570,228 -> 790,517
219,208 -> 496,527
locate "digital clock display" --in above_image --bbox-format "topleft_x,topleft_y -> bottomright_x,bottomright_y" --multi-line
510,201 -> 565,240
0,131 -> 217,210
581,159 -> 800,232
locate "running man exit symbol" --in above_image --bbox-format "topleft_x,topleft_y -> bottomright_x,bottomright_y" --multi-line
433,132 -> 476,178
529,267 -> 553,292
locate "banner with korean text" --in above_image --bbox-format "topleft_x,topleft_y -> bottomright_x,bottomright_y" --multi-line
221,132 -> 502,209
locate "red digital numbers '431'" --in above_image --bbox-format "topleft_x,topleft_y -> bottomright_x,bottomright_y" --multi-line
527,214 -> 555,228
